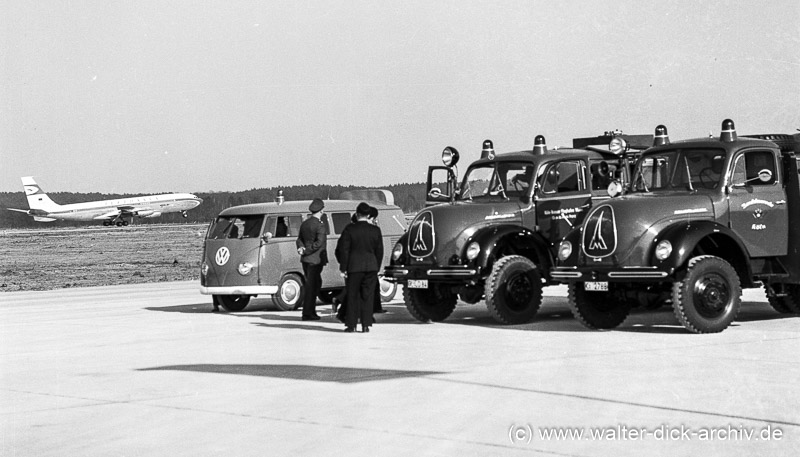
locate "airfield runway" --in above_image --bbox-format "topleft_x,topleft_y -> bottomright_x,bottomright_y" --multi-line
1,282 -> 798,456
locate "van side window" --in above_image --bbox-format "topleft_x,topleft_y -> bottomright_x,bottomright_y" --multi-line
331,212 -> 352,234
285,215 -> 302,237
541,161 -> 585,195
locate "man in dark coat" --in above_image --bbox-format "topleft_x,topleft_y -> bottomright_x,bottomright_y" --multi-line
336,202 -> 383,332
296,198 -> 327,321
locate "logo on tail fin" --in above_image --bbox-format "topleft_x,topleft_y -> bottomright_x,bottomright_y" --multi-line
24,185 -> 41,196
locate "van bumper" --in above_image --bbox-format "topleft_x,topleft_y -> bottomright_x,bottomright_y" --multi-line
550,266 -> 670,282
200,285 -> 279,295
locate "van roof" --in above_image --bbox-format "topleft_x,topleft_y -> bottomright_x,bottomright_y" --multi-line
218,199 -> 401,217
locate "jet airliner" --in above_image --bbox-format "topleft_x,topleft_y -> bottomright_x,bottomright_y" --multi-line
8,177 -> 203,226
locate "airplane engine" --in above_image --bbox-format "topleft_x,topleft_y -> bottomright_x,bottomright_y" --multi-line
144,211 -> 162,218
135,209 -> 155,217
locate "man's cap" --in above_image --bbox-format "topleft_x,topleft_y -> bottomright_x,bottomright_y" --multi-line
356,202 -> 371,216
309,198 -> 325,213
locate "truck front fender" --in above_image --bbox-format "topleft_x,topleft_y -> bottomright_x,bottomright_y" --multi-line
470,225 -> 551,275
653,221 -> 752,283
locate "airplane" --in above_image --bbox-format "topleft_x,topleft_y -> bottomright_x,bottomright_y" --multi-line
7,176 -> 203,226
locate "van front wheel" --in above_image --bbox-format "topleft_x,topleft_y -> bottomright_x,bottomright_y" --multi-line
273,273 -> 304,311
215,294 -> 250,312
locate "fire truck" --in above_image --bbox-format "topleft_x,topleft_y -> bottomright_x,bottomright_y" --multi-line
551,120 -> 800,333
384,132 -> 653,324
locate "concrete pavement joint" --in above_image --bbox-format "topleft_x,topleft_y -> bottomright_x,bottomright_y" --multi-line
425,377 -> 800,428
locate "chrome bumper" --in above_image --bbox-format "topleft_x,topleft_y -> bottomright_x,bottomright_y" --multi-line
200,285 -> 278,295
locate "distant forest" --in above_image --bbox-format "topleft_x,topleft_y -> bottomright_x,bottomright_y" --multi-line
0,183 -> 427,229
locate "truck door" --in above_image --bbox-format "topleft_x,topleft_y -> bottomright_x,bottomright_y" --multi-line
534,160 -> 592,246
727,149 -> 789,257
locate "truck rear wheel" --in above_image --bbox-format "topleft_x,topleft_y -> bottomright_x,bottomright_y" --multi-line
672,255 -> 741,333
484,255 -> 542,325
215,294 -> 250,312
766,284 -> 800,314
567,283 -> 631,329
403,284 -> 456,322
273,273 -> 304,311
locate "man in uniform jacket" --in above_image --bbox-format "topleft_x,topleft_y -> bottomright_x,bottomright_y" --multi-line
296,198 -> 327,321
336,202 -> 383,332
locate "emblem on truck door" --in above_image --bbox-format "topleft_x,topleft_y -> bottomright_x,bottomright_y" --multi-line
409,211 -> 435,257
582,206 -> 617,259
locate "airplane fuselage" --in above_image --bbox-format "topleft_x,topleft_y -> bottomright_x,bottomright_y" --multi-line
42,193 -> 203,221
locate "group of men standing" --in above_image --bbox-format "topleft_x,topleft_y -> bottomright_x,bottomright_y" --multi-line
295,198 -> 384,333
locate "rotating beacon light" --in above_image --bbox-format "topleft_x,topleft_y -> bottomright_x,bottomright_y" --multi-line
653,125 -> 670,146
442,146 -> 460,168
532,135 -> 547,155
720,119 -> 737,142
481,139 -> 495,160
276,190 -> 285,205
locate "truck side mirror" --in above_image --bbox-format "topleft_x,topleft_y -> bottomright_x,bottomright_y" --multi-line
262,232 -> 273,242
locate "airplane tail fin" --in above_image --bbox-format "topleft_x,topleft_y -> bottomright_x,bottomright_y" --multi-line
21,176 -> 61,211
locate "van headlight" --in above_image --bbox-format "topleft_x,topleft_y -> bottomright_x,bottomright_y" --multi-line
655,240 -> 672,261
238,262 -> 254,275
557,241 -> 573,261
465,242 -> 480,260
392,243 -> 403,261
201,261 -> 209,276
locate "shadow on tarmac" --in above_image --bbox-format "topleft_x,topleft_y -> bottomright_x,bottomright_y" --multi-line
144,298 -> 793,334
138,364 -> 443,383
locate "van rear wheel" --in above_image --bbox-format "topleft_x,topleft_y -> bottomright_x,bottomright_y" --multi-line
273,273 -> 304,311
215,294 -> 250,312
379,276 -> 398,302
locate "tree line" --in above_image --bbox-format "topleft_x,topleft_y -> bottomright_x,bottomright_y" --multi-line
0,183 -> 427,229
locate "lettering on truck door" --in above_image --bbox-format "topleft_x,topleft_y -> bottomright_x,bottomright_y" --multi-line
535,160 -> 592,245
727,149 -> 789,257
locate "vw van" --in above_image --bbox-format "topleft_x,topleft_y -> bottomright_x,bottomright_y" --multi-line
200,191 -> 407,311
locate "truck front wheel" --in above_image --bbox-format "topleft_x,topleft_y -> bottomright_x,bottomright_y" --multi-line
273,273 -> 304,311
403,284 -> 456,322
485,255 -> 542,324
567,283 -> 631,329
672,255 -> 741,333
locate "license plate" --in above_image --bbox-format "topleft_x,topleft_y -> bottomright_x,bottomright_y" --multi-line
407,279 -> 428,289
584,281 -> 608,291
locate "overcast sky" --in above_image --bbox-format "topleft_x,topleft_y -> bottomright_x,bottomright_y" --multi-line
2,0 -> 798,194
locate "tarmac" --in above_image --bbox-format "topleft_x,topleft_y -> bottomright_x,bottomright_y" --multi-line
1,281 -> 798,456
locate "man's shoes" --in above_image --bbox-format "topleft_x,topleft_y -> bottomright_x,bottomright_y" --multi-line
211,308 -> 219,313
344,327 -> 355,333
301,315 -> 321,321
362,326 -> 370,333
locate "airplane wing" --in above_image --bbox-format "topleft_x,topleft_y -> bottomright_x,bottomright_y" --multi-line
93,210 -> 122,220
7,208 -> 30,213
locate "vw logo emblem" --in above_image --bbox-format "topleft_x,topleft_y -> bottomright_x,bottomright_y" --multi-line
215,247 -> 230,266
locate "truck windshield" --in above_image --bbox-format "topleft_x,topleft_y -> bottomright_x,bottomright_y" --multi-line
459,162 -> 534,200
634,148 -> 726,191
207,215 -> 265,240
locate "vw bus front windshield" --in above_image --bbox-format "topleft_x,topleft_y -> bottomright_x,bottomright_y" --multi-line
207,215 -> 266,240
633,148 -> 726,191
459,162 -> 534,201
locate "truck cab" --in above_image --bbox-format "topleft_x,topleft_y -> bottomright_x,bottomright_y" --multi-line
385,132 -> 653,324
552,120 -> 800,333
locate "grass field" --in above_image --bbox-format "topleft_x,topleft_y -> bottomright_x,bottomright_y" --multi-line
0,224 -> 206,292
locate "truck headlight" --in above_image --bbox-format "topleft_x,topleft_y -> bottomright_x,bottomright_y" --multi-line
238,262 -> 254,275
465,242 -> 480,260
655,240 -> 672,261
201,261 -> 209,276
392,243 -> 403,261
557,241 -> 573,261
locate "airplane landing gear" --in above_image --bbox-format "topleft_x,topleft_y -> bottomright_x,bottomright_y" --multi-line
103,220 -> 111,226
